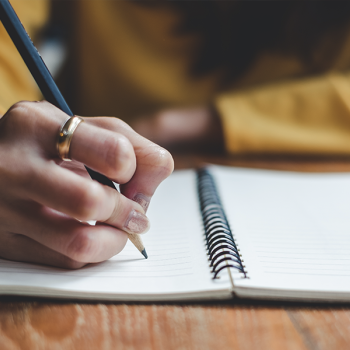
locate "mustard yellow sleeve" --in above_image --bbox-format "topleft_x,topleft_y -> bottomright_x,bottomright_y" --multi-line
0,0 -> 49,115
216,72 -> 350,155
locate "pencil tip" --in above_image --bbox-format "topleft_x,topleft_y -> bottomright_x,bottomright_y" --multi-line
141,249 -> 148,259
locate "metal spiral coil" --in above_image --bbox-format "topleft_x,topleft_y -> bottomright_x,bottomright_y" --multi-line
197,168 -> 247,279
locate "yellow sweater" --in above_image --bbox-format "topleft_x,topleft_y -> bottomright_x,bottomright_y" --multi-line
2,0 -> 350,155
0,0 -> 48,114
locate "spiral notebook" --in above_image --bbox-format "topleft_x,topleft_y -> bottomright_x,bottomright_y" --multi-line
2,165 -> 350,302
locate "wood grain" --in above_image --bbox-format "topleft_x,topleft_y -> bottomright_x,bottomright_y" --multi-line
1,156 -> 350,350
0,302 -> 311,350
288,308 -> 350,350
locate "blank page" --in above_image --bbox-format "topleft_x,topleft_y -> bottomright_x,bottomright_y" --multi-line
212,166 -> 350,301
0,170 -> 232,301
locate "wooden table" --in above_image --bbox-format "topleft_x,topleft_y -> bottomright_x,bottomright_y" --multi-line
2,155 -> 350,350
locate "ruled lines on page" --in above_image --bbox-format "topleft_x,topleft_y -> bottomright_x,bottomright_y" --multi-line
243,228 -> 350,277
211,166 -> 350,293
0,170 -> 232,299
0,227 -> 194,279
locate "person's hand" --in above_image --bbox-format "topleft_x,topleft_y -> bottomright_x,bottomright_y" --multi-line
131,106 -> 224,153
0,101 -> 173,268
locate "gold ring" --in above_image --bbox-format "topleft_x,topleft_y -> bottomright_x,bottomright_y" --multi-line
57,116 -> 84,161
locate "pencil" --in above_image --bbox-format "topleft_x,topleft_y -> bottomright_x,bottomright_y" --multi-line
0,0 -> 147,259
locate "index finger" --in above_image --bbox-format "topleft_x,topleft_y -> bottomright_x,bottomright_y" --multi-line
85,117 -> 174,211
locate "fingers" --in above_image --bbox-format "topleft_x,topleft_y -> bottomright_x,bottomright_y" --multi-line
1,101 -> 172,269
85,117 -> 174,211
69,122 -> 136,184
2,204 -> 129,264
1,100 -> 68,151
3,102 -> 173,203
18,164 -> 149,234
1,101 -> 170,248
0,232 -> 86,269
1,101 -> 137,184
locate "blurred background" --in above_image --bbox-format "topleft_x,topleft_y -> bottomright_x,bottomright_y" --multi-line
3,0 -> 350,156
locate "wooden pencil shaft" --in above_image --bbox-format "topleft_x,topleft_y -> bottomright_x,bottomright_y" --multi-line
127,234 -> 145,253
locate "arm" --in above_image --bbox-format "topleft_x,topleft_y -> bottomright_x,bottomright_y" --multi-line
133,72 -> 350,155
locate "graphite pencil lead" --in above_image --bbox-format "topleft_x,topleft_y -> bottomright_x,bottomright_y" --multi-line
141,249 -> 148,259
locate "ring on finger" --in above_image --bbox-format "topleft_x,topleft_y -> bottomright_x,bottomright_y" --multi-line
57,116 -> 84,161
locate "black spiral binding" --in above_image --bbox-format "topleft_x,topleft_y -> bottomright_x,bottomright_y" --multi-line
197,168 -> 247,279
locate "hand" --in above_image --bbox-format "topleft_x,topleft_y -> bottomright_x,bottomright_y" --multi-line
0,101 -> 173,268
131,106 -> 224,153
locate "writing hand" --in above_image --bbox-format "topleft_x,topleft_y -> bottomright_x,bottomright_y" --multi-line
0,101 -> 174,268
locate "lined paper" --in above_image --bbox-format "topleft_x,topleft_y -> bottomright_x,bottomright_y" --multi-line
4,165 -> 350,301
0,170 -> 232,301
212,166 -> 350,298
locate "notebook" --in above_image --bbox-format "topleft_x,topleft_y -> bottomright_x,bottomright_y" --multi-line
1,165 -> 350,302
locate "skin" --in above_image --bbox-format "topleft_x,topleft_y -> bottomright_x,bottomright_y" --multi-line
131,106 -> 224,153
0,101 -> 174,269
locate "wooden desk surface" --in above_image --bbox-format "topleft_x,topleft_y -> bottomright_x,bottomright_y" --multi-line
2,155 -> 350,350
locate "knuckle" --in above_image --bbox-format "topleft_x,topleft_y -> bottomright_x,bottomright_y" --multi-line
147,145 -> 174,178
96,117 -> 133,134
2,101 -> 30,128
159,148 -> 175,176
9,100 -> 31,114
73,183 -> 102,220
9,101 -> 40,122
102,134 -> 135,181
108,190 -> 123,222
1,101 -> 43,136
112,118 -> 133,133
66,229 -> 98,262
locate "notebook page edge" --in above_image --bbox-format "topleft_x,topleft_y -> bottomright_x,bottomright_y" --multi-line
0,285 -> 233,301
209,164 -> 350,302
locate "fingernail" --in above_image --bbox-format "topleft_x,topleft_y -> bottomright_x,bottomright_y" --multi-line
132,193 -> 151,212
124,210 -> 150,234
